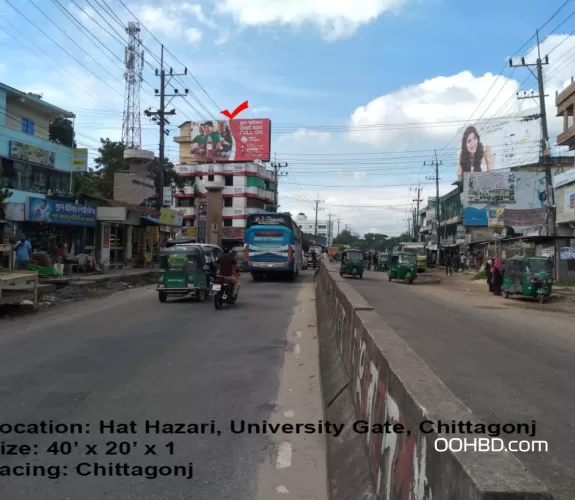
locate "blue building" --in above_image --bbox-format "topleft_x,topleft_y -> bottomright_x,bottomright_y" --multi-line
0,82 -> 76,203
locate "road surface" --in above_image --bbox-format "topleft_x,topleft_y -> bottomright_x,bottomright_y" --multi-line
348,269 -> 575,500
0,273 -> 327,500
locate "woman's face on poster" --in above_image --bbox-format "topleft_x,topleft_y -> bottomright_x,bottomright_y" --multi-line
466,132 -> 478,154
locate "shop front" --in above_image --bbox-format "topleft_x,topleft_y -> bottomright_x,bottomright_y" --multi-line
136,208 -> 183,265
20,196 -> 96,267
221,227 -> 244,248
96,206 -> 142,268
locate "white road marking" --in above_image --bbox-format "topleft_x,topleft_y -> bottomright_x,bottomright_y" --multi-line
276,485 -> 289,494
284,410 -> 295,418
294,344 -> 301,355
276,442 -> 292,469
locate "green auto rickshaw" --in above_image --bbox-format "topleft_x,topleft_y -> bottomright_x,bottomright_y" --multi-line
157,246 -> 211,303
339,248 -> 365,278
387,252 -> 417,284
376,252 -> 387,271
502,255 -> 554,304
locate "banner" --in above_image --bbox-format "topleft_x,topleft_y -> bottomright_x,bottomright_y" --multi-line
564,186 -> 575,212
462,171 -> 547,228
488,207 -> 504,228
467,171 -> 516,204
72,148 -> 88,172
455,109 -> 540,175
188,119 -> 271,162
10,141 -> 55,168
26,197 -> 96,226
158,208 -> 180,226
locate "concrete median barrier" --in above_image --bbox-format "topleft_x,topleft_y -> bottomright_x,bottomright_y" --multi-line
315,261 -> 552,500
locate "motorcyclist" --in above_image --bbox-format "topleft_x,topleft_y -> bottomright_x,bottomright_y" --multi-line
216,247 -> 239,297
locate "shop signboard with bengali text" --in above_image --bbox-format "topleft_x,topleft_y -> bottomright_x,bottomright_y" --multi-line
462,171 -> 547,228
182,227 -> 197,238
26,197 -> 96,226
188,119 -> 271,162
10,141 -> 55,168
455,108 -> 540,175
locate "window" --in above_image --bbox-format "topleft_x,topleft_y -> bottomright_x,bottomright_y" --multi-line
225,175 -> 233,186
21,119 -> 35,135
223,219 -> 233,227
224,197 -> 233,207
208,175 -> 214,181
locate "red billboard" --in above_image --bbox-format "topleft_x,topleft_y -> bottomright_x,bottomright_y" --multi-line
188,119 -> 271,162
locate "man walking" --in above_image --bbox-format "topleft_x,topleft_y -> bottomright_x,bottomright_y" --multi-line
444,254 -> 452,276
13,234 -> 32,270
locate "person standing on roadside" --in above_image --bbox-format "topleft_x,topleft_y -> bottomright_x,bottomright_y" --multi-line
444,254 -> 452,275
13,234 -> 32,270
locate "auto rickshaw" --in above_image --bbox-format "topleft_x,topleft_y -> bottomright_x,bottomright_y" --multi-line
376,252 -> 387,271
387,252 -> 417,284
339,248 -> 365,278
157,246 -> 211,302
502,255 -> 554,304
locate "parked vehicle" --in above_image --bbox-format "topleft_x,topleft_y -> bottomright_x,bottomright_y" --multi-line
244,213 -> 303,281
339,248 -> 365,278
387,252 -> 417,284
502,255 -> 554,304
157,246 -> 210,302
213,274 -> 240,309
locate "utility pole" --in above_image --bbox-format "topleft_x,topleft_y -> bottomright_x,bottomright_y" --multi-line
336,218 -> 342,237
270,154 -> 288,210
144,44 -> 188,207
425,150 -> 442,257
411,182 -> 423,240
510,30 -> 555,243
314,195 -> 324,237
327,213 -> 332,246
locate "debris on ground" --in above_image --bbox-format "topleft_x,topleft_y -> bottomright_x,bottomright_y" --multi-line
0,274 -> 156,320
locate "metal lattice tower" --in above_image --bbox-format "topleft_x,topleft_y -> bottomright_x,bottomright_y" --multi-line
121,22 -> 144,148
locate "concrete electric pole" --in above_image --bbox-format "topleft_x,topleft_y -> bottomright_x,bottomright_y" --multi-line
144,44 -> 188,207
425,151 -> 442,257
270,155 -> 288,210
411,182 -> 423,240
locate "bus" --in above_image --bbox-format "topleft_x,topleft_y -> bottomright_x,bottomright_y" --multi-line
244,213 -> 303,280
399,242 -> 427,272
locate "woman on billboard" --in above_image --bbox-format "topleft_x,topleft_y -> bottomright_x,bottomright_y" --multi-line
456,126 -> 495,175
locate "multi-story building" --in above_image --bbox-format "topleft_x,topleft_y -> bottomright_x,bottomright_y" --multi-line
171,162 -> 275,246
0,82 -> 76,202
295,213 -> 333,245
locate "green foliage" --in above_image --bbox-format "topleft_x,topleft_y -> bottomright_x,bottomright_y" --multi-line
473,270 -> 486,280
332,230 -> 413,252
49,118 -> 76,148
0,187 -> 13,203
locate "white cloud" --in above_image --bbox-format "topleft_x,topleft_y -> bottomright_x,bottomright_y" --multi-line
278,128 -> 331,143
215,29 -> 231,45
347,34 -> 575,151
252,106 -> 273,114
185,27 -> 203,44
217,0 -> 405,40
130,4 -> 183,38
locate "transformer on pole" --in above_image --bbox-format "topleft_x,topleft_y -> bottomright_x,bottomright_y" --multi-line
122,22 -> 144,149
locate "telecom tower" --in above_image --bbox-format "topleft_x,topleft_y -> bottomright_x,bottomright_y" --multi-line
122,22 -> 144,148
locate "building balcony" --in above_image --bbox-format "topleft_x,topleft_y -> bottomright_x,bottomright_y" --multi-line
557,128 -> 575,151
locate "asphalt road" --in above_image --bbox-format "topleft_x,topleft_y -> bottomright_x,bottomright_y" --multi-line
0,272 -> 327,500
347,269 -> 575,500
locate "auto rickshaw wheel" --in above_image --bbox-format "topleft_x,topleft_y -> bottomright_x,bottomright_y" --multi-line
388,274 -> 392,282
214,294 -> 223,309
195,290 -> 205,302
359,274 -> 363,279
158,292 -> 167,303
538,294 -> 545,304
502,290 -> 509,299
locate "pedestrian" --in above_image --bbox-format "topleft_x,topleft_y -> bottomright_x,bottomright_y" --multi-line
486,257 -> 493,292
460,253 -> 467,272
445,254 -> 452,275
373,252 -> 378,271
491,257 -> 503,295
13,233 -> 32,270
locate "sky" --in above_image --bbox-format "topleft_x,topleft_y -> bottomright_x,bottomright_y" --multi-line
1,0 -> 575,236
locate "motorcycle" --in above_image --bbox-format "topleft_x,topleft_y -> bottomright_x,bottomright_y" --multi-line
212,274 -> 240,309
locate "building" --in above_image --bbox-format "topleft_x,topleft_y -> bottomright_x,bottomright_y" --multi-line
170,162 -> 275,246
295,213 -> 334,245
0,82 -> 101,261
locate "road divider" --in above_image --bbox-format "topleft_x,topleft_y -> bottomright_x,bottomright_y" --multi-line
315,259 -> 552,500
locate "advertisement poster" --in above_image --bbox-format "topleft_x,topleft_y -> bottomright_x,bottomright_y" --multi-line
455,109 -> 540,175
467,172 -> 516,204
188,119 -> 271,162
462,172 -> 547,227
488,207 -> 504,227
564,186 -> 575,212
26,197 -> 96,226
10,141 -> 55,168
72,148 -> 88,172
560,247 -> 575,260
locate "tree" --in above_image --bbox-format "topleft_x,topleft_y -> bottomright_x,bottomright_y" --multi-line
332,229 -> 356,246
49,118 -> 76,148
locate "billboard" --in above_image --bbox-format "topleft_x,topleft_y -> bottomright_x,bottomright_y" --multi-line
72,148 -> 88,172
188,119 -> 271,162
26,197 -> 96,226
462,172 -> 547,228
455,110 -> 540,175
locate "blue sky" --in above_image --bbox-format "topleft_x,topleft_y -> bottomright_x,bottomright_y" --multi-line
1,0 -> 574,235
